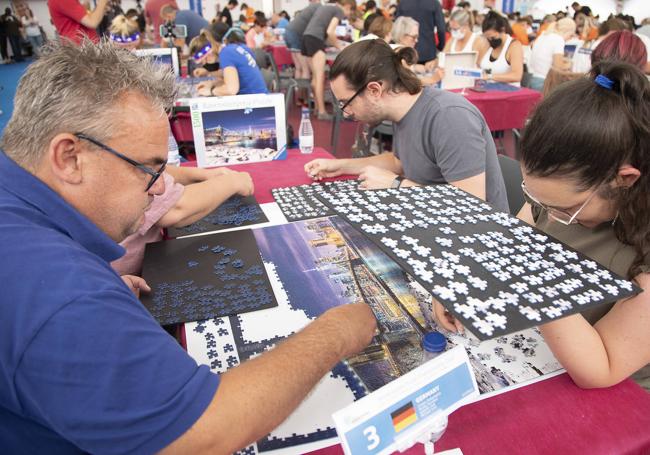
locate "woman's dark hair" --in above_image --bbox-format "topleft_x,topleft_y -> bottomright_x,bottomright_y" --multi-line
597,17 -> 630,36
254,16 -> 268,27
363,12 -> 381,33
482,11 -> 512,34
330,39 -> 421,95
520,61 -> 650,278
223,27 -> 246,44
280,10 -> 290,20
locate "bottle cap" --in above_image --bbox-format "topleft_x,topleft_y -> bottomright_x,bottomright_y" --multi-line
422,331 -> 447,353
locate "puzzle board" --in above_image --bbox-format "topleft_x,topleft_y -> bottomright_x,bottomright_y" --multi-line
186,216 -> 563,455
167,195 -> 268,238
141,230 -> 278,325
271,180 -> 359,222
316,185 -> 639,340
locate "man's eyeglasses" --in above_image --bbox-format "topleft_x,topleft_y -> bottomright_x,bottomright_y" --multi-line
404,33 -> 419,41
338,83 -> 367,116
521,180 -> 600,225
75,133 -> 166,192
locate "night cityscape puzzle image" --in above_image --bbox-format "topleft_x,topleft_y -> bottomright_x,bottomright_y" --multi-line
316,185 -> 640,340
200,106 -> 280,166
271,180 -> 360,222
141,230 -> 278,325
167,195 -> 268,238
185,216 -> 562,455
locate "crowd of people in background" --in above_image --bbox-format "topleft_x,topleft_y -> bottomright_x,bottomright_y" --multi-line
5,0 -> 642,100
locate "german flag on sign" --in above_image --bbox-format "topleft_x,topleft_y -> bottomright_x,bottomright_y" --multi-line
390,402 -> 417,433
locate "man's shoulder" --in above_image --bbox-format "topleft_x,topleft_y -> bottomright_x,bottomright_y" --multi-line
418,87 -> 480,115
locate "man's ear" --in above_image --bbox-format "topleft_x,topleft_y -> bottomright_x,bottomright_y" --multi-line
367,80 -> 383,98
46,133 -> 85,185
615,164 -> 641,189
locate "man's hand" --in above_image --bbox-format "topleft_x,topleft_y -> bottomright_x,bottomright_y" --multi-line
358,165 -> 398,190
304,159 -> 345,180
319,303 -> 377,358
121,275 -> 151,298
432,299 -> 464,333
197,80 -> 215,97
193,67 -> 209,77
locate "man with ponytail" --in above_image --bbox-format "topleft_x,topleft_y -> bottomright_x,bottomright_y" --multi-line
435,61 -> 650,391
305,39 -> 508,212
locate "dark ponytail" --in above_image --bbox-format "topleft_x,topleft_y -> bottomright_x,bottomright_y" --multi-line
330,39 -> 422,95
520,61 -> 650,278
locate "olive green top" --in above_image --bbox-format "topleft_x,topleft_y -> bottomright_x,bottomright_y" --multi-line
533,207 -> 650,390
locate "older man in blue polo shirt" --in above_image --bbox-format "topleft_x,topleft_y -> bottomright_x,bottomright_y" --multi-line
0,40 -> 376,453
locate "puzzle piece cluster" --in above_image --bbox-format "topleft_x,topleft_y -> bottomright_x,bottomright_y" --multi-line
317,185 -> 639,340
145,242 -> 276,325
168,195 -> 267,237
271,180 -> 359,222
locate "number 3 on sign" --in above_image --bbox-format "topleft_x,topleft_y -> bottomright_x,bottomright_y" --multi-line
363,426 -> 380,450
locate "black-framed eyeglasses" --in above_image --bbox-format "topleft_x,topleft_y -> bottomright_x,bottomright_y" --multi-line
338,83 -> 367,116
74,133 -> 166,192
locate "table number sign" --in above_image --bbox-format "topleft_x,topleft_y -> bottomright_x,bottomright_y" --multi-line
333,346 -> 479,455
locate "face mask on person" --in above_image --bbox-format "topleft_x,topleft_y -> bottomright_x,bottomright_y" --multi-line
451,29 -> 465,40
204,61 -> 220,72
488,37 -> 502,48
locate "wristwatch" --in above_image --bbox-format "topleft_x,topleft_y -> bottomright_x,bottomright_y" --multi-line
391,176 -> 405,188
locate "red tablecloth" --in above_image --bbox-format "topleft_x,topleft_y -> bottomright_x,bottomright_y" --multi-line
455,87 -> 541,132
309,373 -> 650,454
267,43 -> 293,68
181,148 -> 354,204
183,148 -> 650,454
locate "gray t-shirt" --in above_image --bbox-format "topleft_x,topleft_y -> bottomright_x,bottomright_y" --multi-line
393,86 -> 508,212
303,4 -> 345,41
286,3 -> 321,36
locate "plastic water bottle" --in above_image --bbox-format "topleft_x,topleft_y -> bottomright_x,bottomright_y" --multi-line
167,131 -> 181,166
421,331 -> 447,363
298,107 -> 314,154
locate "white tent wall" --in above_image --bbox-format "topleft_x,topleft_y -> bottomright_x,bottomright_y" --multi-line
14,0 -> 650,45
622,0 -> 650,22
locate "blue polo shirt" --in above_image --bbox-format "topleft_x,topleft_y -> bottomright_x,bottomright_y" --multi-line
0,151 -> 219,453
219,43 -> 269,95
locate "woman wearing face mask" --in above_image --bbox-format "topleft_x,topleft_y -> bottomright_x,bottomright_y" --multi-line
443,9 -> 485,55
527,17 -> 576,91
434,61 -> 650,391
192,27 -> 269,96
477,11 -> 524,85
189,25 -> 226,78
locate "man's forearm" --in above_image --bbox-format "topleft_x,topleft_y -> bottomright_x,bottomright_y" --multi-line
339,152 -> 401,175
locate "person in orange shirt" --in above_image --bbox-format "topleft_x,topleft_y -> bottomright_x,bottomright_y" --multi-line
511,16 -> 531,45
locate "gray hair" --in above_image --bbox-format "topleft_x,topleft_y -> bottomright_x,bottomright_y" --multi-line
1,39 -> 177,169
391,16 -> 419,44
449,9 -> 473,28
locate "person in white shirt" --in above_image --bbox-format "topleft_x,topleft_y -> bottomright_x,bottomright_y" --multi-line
443,9 -> 485,56
477,11 -> 523,85
528,18 -> 576,91
21,8 -> 43,56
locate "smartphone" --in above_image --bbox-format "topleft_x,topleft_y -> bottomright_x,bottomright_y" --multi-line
160,23 -> 188,39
